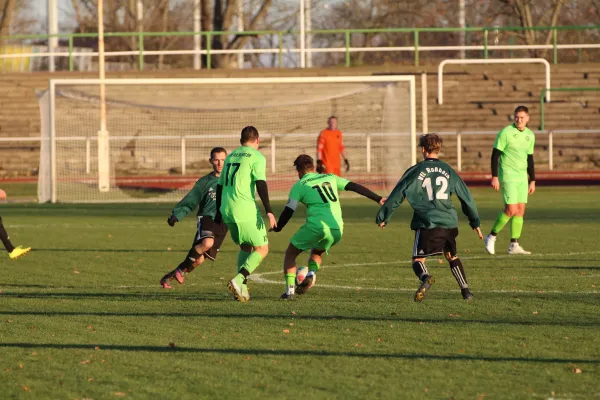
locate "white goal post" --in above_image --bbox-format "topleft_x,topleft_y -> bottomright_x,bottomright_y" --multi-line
38,75 -> 417,203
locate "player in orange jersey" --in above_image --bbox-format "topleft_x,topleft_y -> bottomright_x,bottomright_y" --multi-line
316,116 -> 350,176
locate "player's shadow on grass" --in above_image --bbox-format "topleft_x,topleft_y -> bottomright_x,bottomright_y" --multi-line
30,248 -> 292,254
2,310 -> 600,328
1,342 -> 598,364
548,266 -> 600,271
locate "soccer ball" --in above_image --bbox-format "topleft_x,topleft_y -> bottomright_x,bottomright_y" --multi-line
296,266 -> 309,285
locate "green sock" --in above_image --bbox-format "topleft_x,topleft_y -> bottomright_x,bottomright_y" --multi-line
491,212 -> 512,234
237,250 -> 251,273
239,251 -> 263,276
285,272 -> 296,286
510,216 -> 524,240
308,260 -> 320,273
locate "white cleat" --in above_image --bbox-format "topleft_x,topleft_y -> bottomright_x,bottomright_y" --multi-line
484,234 -> 496,255
508,243 -> 531,255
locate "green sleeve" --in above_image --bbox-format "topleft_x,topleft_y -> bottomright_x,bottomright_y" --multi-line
252,154 -> 267,181
172,179 -> 204,221
289,182 -> 303,202
453,174 -> 481,229
335,176 -> 350,191
528,132 -> 535,155
493,128 -> 508,152
375,166 -> 416,225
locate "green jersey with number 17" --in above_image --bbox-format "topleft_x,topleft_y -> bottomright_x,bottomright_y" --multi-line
218,145 -> 266,224
287,172 -> 350,232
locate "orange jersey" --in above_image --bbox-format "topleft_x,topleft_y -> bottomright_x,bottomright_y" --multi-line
317,129 -> 345,175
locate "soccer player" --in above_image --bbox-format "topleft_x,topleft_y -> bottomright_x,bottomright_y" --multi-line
272,154 -> 385,299
485,105 -> 536,255
159,147 -> 228,289
215,126 -> 276,302
316,116 -> 350,176
376,134 -> 482,302
0,189 -> 31,260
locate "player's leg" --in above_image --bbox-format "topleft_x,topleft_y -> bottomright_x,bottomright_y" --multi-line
444,228 -> 472,300
281,243 -> 303,299
296,228 -> 340,295
0,216 -> 31,260
413,228 -> 440,302
508,181 -> 531,254
227,219 -> 269,302
485,182 -> 519,255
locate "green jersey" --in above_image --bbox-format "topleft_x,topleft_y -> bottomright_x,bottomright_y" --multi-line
287,173 -> 350,232
218,145 -> 267,224
494,124 -> 535,182
171,173 -> 219,221
376,159 -> 480,230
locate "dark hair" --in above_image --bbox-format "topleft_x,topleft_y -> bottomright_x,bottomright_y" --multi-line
293,154 -> 315,173
240,126 -> 259,144
419,133 -> 443,154
210,147 -> 227,159
514,105 -> 529,114
328,116 -> 337,122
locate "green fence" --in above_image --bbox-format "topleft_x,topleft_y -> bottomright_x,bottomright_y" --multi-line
540,87 -> 600,130
1,25 -> 600,71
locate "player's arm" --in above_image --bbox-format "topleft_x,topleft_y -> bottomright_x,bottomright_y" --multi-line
253,156 -> 276,229
344,182 -> 382,204
454,175 -> 482,234
527,134 -> 536,195
340,133 -> 349,172
490,128 -> 507,191
214,184 -> 223,224
375,167 -> 416,227
168,181 -> 202,226
272,200 -> 296,233
316,132 -> 325,173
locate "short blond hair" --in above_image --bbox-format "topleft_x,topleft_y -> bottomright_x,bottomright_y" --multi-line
419,133 -> 443,154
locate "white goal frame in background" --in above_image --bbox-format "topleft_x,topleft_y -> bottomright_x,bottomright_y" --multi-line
47,76 -> 417,203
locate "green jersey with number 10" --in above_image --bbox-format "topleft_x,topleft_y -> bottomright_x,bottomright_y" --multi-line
218,145 -> 266,224
287,172 -> 350,232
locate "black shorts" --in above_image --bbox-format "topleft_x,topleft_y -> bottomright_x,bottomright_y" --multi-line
412,227 -> 458,258
193,216 -> 228,260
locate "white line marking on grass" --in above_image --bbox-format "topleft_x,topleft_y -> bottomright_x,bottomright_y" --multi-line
250,251 -> 600,294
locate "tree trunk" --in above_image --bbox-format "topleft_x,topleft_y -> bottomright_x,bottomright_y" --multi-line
0,0 -> 17,40
158,0 -> 170,69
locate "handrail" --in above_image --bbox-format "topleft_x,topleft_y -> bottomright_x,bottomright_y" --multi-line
1,25 -> 600,70
539,87 -> 600,130
438,58 -> 551,105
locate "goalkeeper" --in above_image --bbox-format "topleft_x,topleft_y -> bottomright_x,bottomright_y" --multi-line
272,154 -> 385,299
160,147 -> 228,289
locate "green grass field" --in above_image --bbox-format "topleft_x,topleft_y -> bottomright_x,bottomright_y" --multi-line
1,187 -> 599,399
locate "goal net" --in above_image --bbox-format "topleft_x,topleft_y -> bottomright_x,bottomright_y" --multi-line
38,76 -> 416,203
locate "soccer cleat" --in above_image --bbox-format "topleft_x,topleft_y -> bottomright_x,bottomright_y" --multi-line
296,272 -> 316,295
414,275 -> 435,302
227,278 -> 247,302
174,269 -> 185,285
484,234 -> 496,255
508,243 -> 531,255
461,288 -> 473,301
280,292 -> 296,300
241,284 -> 250,302
8,246 -> 31,260
159,275 -> 173,289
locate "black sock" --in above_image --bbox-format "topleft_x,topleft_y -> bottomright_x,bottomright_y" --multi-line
449,258 -> 468,289
412,261 -> 429,281
510,238 -> 518,243
0,217 -> 15,253
490,231 -> 497,236
239,268 -> 250,279
178,247 -> 203,273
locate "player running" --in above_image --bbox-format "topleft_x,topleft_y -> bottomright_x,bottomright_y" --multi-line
160,147 -> 228,289
273,154 -> 385,300
215,126 -> 276,302
376,134 -> 482,302
485,105 -> 536,255
0,189 -> 31,260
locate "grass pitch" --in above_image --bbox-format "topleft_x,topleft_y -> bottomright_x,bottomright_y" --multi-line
1,187 -> 599,399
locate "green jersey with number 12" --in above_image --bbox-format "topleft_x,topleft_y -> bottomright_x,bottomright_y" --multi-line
376,159 -> 480,230
287,172 -> 350,232
218,145 -> 266,224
